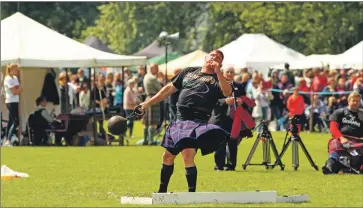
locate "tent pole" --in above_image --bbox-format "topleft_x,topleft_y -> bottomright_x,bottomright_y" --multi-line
92,68 -> 97,144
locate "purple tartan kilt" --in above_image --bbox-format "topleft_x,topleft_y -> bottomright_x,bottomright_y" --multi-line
161,120 -> 229,156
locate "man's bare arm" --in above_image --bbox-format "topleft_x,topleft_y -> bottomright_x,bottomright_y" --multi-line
215,71 -> 232,97
141,83 -> 177,110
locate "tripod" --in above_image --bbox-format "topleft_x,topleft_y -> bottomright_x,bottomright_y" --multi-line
273,119 -> 319,171
242,121 -> 285,170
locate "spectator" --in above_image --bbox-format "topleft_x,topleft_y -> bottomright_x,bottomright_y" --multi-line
106,72 -> 114,107
123,79 -> 140,138
286,88 -> 306,131
142,63 -> 162,145
33,96 -> 56,145
76,68 -> 89,87
79,83 -> 90,109
252,81 -> 273,132
305,94 -> 328,132
3,63 -> 22,146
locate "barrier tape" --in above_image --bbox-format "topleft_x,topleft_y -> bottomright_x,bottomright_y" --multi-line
269,88 -> 358,95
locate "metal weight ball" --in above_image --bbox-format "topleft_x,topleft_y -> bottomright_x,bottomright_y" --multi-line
108,116 -> 128,135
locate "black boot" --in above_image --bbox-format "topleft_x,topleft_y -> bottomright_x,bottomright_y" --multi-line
322,158 -> 338,174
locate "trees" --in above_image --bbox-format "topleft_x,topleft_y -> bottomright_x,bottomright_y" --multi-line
1,2 -> 102,39
2,2 -> 362,55
81,2 -> 206,55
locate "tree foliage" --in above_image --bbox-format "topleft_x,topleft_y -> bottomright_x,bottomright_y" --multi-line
1,2 -> 102,39
1,2 -> 362,56
81,2 -> 205,55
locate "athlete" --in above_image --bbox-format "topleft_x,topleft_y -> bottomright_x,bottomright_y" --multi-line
139,50 -> 232,192
322,91 -> 363,174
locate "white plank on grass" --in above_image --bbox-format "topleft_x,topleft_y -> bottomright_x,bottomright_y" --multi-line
120,196 -> 153,204
152,191 -> 277,204
276,194 -> 309,203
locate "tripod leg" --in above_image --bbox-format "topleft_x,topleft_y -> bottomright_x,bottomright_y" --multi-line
269,137 -> 285,170
297,138 -> 319,171
274,138 -> 291,166
262,138 -> 271,169
243,134 -> 261,170
292,136 -> 299,171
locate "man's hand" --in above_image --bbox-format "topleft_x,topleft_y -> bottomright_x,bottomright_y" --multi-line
139,102 -> 150,114
225,97 -> 234,105
210,60 -> 222,73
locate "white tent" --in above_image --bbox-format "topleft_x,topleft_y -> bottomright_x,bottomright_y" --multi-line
214,34 -> 306,76
1,12 -> 147,131
338,41 -> 363,69
1,12 -> 147,67
273,54 -> 343,70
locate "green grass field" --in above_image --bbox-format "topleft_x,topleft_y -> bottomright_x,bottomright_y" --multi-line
1,122 -> 362,207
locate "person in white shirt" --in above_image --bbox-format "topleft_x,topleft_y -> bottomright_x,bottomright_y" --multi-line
3,63 -> 22,146
79,83 -> 90,109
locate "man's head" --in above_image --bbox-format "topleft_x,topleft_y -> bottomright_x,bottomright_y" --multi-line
348,91 -> 361,111
59,72 -> 67,86
281,74 -> 289,84
223,66 -> 235,81
36,96 -> 47,107
137,65 -> 146,76
292,87 -> 299,96
149,63 -> 159,75
284,63 -> 290,70
77,68 -> 84,77
98,74 -> 105,86
204,50 -> 224,71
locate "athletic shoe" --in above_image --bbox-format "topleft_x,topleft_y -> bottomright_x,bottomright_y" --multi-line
224,166 -> 235,171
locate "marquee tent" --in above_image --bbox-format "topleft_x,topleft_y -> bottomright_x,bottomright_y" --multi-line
1,12 -> 146,68
202,34 -> 306,76
1,12 -> 147,130
158,50 -> 208,77
272,54 -> 343,70
339,41 -> 363,69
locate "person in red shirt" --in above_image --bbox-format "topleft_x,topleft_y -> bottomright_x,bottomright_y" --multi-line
322,92 -> 363,174
286,88 -> 306,133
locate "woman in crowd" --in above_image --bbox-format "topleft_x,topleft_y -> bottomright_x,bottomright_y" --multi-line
3,63 -> 22,146
79,83 -> 90,109
123,79 -> 140,137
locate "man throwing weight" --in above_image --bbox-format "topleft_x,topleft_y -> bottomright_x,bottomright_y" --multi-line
139,50 -> 232,192
322,91 -> 363,174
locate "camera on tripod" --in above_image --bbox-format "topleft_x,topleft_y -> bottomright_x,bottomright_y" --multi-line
289,116 -> 300,135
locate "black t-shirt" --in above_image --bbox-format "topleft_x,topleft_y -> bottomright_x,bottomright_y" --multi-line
329,108 -> 363,138
171,67 -> 226,122
209,82 -> 247,127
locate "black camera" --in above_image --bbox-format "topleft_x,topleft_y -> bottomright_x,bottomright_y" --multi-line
289,116 -> 300,135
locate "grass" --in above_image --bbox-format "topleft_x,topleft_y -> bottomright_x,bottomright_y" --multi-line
1,121 -> 363,207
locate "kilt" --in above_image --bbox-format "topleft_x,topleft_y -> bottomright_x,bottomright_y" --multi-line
328,138 -> 363,155
143,96 -> 161,126
162,119 -> 229,156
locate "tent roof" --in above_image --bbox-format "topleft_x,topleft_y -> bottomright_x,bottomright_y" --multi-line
1,12 -> 147,67
84,36 -> 115,54
220,34 -> 305,67
340,41 -> 363,68
159,50 -> 208,75
132,40 -> 173,58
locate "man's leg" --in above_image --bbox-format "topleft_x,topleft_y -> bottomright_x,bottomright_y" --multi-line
226,139 -> 238,170
158,150 -> 177,193
214,144 -> 226,170
148,125 -> 157,145
322,152 -> 341,174
181,148 -> 197,192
